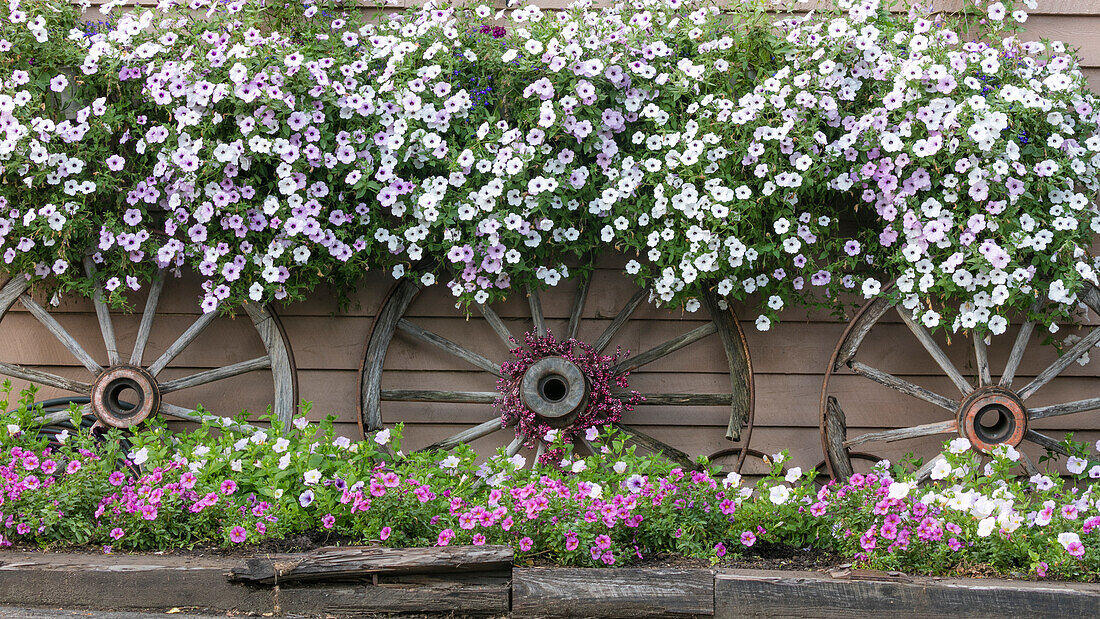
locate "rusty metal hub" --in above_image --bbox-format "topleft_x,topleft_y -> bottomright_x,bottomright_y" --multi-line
90,365 -> 160,429
519,356 -> 589,428
956,386 -> 1027,452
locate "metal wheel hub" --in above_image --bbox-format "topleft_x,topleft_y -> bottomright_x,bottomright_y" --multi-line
957,386 -> 1027,452
519,356 -> 589,428
90,365 -> 161,429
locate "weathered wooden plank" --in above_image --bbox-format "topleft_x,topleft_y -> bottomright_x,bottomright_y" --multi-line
159,402 -> 256,434
396,319 -> 502,376
276,573 -> 511,617
129,270 -> 165,366
477,302 -> 519,349
513,568 -> 714,618
835,296 -> 892,369
0,361 -> 91,394
1000,317 -> 1036,388
629,392 -> 733,406
19,294 -> 103,375
423,418 -> 508,451
613,323 -> 717,375
843,419 -> 957,448
566,270 -> 591,340
1018,325 -> 1100,400
381,389 -> 499,403
896,307 -> 972,395
528,285 -> 547,337
84,257 -> 120,366
973,332 -> 991,387
848,361 -> 958,411
1029,396 -> 1100,420
147,310 -> 219,376
158,356 -> 271,394
714,569 -> 1100,618
1024,429 -> 1070,456
229,545 -> 513,585
592,288 -> 648,353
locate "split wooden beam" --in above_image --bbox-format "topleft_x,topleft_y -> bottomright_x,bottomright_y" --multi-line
228,545 -> 513,585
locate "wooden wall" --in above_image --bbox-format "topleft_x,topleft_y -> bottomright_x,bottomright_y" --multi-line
4,0 -> 1096,472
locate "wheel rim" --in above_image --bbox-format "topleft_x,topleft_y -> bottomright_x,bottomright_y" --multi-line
0,265 -> 298,434
821,283 -> 1100,481
360,259 -> 754,470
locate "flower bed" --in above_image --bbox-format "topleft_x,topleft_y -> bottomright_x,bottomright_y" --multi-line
1,0 -> 1098,334
0,385 -> 1097,581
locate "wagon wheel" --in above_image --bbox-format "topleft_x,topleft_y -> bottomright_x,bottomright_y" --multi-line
821,283 -> 1100,482
360,264 -> 753,470
0,261 -> 297,435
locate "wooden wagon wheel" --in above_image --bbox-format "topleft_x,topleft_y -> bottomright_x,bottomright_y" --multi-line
0,261 -> 297,434
821,283 -> 1100,482
359,264 -> 753,470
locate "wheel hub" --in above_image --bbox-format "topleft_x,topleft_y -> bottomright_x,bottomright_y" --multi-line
956,386 -> 1027,451
519,356 -> 589,428
90,365 -> 161,429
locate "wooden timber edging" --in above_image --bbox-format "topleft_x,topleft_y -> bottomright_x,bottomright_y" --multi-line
0,548 -> 1098,617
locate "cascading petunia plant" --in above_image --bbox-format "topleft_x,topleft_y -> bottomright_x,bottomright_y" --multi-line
0,0 -> 1098,337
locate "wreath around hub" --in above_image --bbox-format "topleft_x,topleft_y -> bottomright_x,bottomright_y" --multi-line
495,331 -> 643,464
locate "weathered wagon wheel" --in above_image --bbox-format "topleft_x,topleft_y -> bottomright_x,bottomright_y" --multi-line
821,283 -> 1100,482
0,260 -> 297,435
360,264 -> 753,470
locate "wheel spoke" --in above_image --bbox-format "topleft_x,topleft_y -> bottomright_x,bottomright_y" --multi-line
130,270 -> 165,366
0,361 -> 91,394
973,331 -> 991,387
505,435 -> 524,457
593,289 -> 647,354
1017,325 -> 1100,400
1000,317 -> 1036,388
1024,429 -> 1070,456
843,420 -> 958,448
566,272 -> 591,341
1029,397 -> 1100,420
381,389 -> 498,404
159,402 -> 256,433
535,440 -> 546,463
896,307 -> 971,395
84,257 -> 120,365
19,294 -> 102,375
624,392 -> 732,406
578,436 -> 598,456
1019,450 -> 1041,477
612,323 -> 717,375
158,356 -> 272,394
527,285 -> 547,338
146,311 -> 218,377
613,422 -> 696,469
396,319 -> 501,376
477,303 -> 518,350
32,404 -> 91,427
423,418 -> 505,451
848,361 -> 958,411
914,453 -> 947,484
